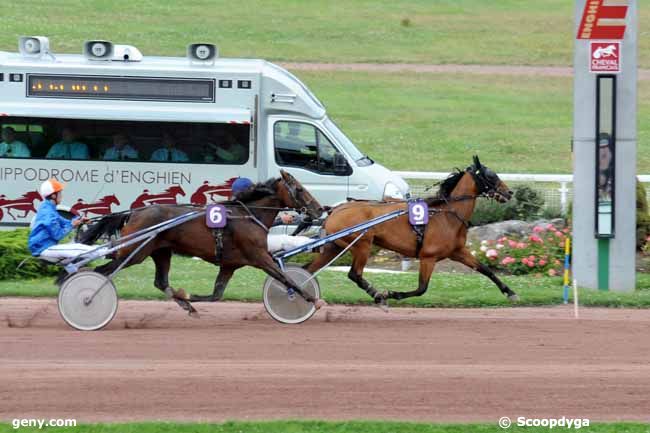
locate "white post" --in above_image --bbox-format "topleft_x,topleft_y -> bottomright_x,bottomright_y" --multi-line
559,181 -> 569,215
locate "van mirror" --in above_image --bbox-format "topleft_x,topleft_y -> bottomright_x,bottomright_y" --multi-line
334,153 -> 351,176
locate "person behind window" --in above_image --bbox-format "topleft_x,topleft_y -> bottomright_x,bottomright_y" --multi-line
150,132 -> 189,162
46,127 -> 89,159
104,133 -> 139,161
0,126 -> 30,158
206,130 -> 247,164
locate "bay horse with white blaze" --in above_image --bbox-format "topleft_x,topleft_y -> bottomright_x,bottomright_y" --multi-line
79,171 -> 324,314
305,156 -> 519,305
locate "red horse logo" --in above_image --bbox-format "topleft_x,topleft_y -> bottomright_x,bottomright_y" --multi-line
71,195 -> 121,217
130,185 -> 186,209
0,191 -> 42,221
190,177 -> 237,205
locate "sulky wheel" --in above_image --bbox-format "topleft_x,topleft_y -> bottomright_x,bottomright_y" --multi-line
263,264 -> 321,324
58,271 -> 118,331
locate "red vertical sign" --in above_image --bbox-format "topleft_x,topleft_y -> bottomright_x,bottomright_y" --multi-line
577,0 -> 628,40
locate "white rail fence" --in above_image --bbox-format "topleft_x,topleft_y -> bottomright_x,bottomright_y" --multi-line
395,171 -> 650,215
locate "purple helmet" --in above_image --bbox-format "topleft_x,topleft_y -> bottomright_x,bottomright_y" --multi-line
231,177 -> 253,195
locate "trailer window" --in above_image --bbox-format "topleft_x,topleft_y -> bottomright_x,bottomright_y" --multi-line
0,117 -> 250,164
274,121 -> 345,175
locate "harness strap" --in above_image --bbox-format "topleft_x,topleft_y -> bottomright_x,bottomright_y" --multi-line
412,224 -> 426,257
236,200 -> 269,233
212,228 -> 224,263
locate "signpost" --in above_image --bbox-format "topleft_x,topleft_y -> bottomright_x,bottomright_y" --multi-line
572,0 -> 636,292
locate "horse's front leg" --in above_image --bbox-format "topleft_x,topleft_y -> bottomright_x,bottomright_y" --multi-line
258,254 -> 326,309
450,247 -> 519,301
190,265 -> 239,302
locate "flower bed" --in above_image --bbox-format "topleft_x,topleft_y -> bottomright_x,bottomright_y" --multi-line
471,223 -> 569,276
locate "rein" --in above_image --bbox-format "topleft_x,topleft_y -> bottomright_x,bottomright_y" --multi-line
234,200 -> 270,233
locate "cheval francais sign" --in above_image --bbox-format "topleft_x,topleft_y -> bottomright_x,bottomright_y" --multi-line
590,41 -> 620,73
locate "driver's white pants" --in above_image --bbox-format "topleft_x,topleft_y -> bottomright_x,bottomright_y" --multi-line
39,243 -> 109,263
267,235 -> 312,253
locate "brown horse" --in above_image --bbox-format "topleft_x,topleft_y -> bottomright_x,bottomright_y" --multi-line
305,156 -> 519,305
79,171 -> 324,314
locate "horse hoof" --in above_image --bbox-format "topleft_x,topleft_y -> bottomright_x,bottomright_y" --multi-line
314,299 -> 327,310
375,302 -> 390,313
508,294 -> 520,302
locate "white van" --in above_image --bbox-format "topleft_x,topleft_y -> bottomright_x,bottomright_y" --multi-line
0,37 -> 409,227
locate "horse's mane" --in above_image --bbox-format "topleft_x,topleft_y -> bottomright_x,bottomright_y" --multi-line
223,178 -> 279,204
424,169 -> 467,206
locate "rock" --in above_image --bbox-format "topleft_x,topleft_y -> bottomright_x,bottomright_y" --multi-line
467,218 -> 567,244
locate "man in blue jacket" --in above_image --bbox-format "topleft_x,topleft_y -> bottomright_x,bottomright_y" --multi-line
28,179 -> 103,262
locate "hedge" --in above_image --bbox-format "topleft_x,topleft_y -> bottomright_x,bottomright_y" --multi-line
0,229 -> 59,281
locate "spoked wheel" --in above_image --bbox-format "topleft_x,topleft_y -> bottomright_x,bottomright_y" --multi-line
263,264 -> 321,324
58,271 -> 118,331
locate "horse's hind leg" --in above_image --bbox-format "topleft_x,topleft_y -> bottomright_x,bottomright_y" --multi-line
345,241 -> 385,304
304,242 -> 343,273
384,257 -> 436,301
151,248 -> 198,315
189,266 -> 239,302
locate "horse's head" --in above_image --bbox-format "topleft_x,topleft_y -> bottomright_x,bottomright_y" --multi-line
168,185 -> 186,196
468,156 -> 512,203
277,170 -> 323,219
25,191 -> 42,201
105,194 -> 121,206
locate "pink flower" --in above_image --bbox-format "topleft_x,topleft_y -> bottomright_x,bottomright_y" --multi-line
554,259 -> 562,266
548,269 -> 557,276
528,255 -> 536,261
527,261 -> 535,268
546,223 -> 555,230
562,228 -> 570,234
521,258 -> 529,265
501,256 -> 516,265
508,240 -> 518,248
499,236 -> 508,243
516,242 -> 527,249
538,259 -> 547,266
529,234 -> 543,244
554,231 -> 564,238
486,249 -> 499,259
533,226 -> 544,233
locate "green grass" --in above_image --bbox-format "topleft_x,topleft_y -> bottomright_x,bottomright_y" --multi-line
1,3 -> 650,173
3,256 -> 650,308
302,71 -> 650,173
2,0 -> 650,67
1,421 -> 649,433
303,72 -> 573,173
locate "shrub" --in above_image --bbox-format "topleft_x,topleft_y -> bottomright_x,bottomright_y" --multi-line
636,179 -> 650,250
470,222 -> 568,276
471,185 -> 545,226
0,229 -> 59,280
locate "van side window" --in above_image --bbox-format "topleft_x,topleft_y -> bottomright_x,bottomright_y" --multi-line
274,121 -> 345,175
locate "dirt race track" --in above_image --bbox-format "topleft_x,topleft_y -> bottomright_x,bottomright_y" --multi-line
1,298 -> 650,423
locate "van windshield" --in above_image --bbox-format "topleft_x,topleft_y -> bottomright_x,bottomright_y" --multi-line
323,118 -> 372,167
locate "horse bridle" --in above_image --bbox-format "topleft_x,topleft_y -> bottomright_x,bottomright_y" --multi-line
281,177 -> 317,215
468,165 -> 499,198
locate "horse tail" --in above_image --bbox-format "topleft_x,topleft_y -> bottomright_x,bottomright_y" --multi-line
77,212 -> 131,245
